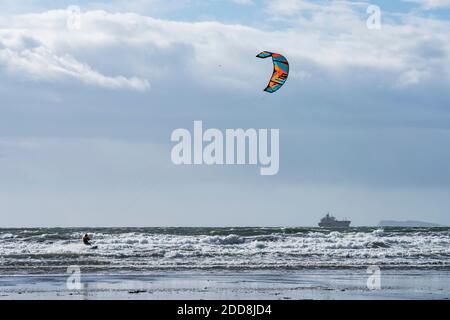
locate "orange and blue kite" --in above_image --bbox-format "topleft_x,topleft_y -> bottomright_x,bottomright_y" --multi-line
256,51 -> 289,93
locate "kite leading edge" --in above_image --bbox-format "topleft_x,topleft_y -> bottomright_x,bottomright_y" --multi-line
256,51 -> 289,93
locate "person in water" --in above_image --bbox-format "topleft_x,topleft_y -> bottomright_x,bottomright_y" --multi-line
82,233 -> 92,245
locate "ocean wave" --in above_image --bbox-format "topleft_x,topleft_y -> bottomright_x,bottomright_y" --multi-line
0,227 -> 449,273
200,234 -> 246,245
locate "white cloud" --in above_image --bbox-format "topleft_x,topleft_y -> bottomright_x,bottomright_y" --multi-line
266,0 -> 322,16
232,0 -> 254,5
264,0 -> 450,87
0,11 -> 151,91
0,5 -> 449,91
0,45 -> 150,91
403,0 -> 450,9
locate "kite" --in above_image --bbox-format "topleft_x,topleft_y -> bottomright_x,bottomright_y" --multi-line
256,51 -> 289,93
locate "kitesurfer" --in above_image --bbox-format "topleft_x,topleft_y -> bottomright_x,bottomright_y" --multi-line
82,233 -> 92,246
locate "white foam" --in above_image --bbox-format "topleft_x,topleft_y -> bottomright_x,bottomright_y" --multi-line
372,228 -> 385,236
201,234 -> 245,245
0,229 -> 449,271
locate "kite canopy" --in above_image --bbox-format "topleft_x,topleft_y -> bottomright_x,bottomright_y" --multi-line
256,51 -> 289,93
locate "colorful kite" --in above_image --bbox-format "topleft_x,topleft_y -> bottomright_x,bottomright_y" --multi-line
256,51 -> 289,93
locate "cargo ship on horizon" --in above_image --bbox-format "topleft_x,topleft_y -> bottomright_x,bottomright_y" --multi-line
318,213 -> 351,228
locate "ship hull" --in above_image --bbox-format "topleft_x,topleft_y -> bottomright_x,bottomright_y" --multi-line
318,221 -> 351,228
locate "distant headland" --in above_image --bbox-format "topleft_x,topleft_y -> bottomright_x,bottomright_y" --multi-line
378,220 -> 446,227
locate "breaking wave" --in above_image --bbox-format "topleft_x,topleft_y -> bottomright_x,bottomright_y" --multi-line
0,227 -> 449,274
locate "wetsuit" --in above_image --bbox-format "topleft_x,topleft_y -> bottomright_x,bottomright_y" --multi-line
82,236 -> 91,245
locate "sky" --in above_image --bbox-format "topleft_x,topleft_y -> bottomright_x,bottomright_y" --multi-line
0,0 -> 449,227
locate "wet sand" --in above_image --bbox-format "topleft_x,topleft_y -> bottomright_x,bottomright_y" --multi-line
0,269 -> 449,300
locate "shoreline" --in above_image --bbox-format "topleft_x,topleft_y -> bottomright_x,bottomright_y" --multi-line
1,269 -> 449,300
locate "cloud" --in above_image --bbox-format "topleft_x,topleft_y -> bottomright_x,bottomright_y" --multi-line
232,0 -> 254,5
0,11 -> 151,91
264,1 -> 450,87
0,45 -> 150,91
265,0 -> 322,16
403,0 -> 450,9
0,6 -> 448,93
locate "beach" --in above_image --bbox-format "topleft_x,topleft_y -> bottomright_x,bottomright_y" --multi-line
1,269 -> 449,300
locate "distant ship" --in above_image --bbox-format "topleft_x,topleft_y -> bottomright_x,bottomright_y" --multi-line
318,213 -> 351,228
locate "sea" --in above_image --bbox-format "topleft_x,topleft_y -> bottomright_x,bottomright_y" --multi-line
0,227 -> 449,274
